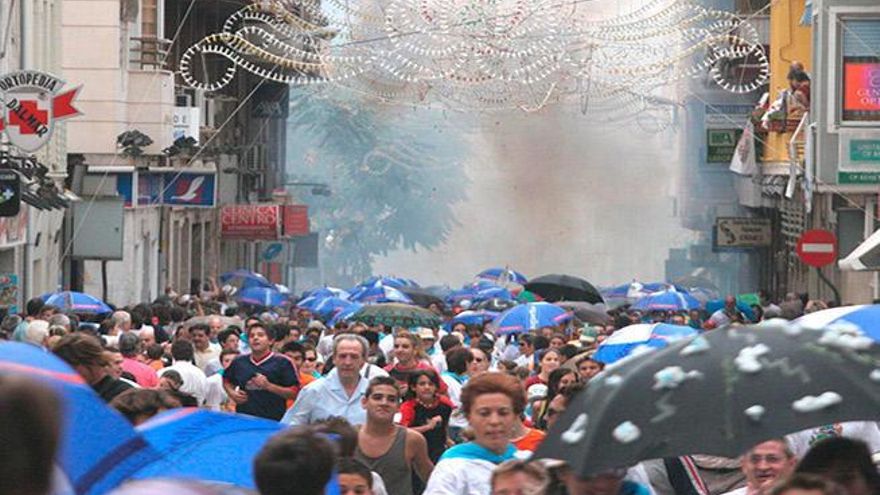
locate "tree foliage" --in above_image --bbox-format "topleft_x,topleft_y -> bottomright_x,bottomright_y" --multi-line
286,89 -> 469,285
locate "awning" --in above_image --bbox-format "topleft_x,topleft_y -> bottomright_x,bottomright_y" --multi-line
839,229 -> 880,271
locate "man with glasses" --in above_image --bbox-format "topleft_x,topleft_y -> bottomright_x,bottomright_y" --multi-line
721,440 -> 796,495
355,376 -> 434,495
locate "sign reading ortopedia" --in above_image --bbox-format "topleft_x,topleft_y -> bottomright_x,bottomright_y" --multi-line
0,71 -> 81,152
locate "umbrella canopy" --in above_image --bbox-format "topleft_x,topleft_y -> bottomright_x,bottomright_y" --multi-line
349,303 -> 442,328
476,267 -> 528,285
219,270 -> 273,290
237,286 -> 287,307
493,302 -> 572,335
449,310 -> 499,327
399,287 -> 446,309
44,291 -> 112,315
592,323 -> 698,364
473,286 -> 514,302
630,290 -> 702,312
554,301 -> 611,326
525,274 -> 604,304
473,297 -> 519,313
0,342 -> 158,495
328,302 -> 364,326
795,305 -> 880,340
536,321 -> 880,476
706,299 -> 757,322
131,409 -> 284,489
312,297 -> 360,319
349,283 -> 413,304
303,287 -> 351,301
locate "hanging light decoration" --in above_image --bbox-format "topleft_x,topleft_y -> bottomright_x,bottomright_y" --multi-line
179,0 -> 770,113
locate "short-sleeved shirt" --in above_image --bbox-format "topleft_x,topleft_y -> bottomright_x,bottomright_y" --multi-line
224,352 -> 299,420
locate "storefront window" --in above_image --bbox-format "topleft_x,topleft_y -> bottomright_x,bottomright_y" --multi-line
840,18 -> 880,122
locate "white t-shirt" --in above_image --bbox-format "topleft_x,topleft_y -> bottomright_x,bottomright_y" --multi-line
204,373 -> 227,411
786,421 -> 880,458
441,373 -> 468,429
424,457 -> 495,495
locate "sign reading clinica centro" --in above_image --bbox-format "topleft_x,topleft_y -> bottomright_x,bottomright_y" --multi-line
0,71 -> 81,152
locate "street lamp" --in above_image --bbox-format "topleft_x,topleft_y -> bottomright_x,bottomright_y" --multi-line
284,181 -> 331,196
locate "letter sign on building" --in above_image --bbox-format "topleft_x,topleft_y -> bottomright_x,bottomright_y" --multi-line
0,71 -> 81,152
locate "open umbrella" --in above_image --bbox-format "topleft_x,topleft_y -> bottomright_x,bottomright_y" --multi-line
473,297 -> 519,312
476,267 -> 528,285
630,290 -> 701,312
536,321 -> 880,476
493,302 -> 572,335
349,283 -> 413,304
237,286 -> 287,307
303,287 -> 351,301
399,287 -> 446,308
312,297 -> 360,319
131,409 -> 283,488
525,274 -> 604,304
349,303 -> 442,328
449,310 -> 499,327
795,305 -> 880,340
219,270 -> 273,290
0,342 -> 158,495
44,291 -> 113,315
328,303 -> 363,326
554,301 -> 611,326
592,323 -> 698,364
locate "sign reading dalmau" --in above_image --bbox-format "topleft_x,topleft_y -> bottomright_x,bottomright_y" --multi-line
221,204 -> 281,240
0,71 -> 81,152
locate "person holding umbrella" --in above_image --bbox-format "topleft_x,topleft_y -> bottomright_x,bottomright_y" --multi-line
424,373 -> 525,495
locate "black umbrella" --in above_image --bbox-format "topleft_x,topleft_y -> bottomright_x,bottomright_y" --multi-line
535,322 -> 880,476
555,301 -> 611,326
525,274 -> 604,304
399,287 -> 446,309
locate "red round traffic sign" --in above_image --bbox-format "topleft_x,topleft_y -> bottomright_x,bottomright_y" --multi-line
796,229 -> 838,267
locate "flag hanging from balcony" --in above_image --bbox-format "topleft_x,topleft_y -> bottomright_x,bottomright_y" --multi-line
730,120 -> 758,176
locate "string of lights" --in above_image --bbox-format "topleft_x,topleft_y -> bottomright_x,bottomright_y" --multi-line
178,0 -> 770,112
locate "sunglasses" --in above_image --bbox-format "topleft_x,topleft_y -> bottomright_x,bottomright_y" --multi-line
305,356 -> 317,362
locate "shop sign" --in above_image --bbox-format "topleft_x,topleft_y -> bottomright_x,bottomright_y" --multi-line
0,71 -> 81,152
0,170 -> 20,217
839,171 -> 880,184
173,107 -> 200,143
707,129 -> 743,163
163,172 -> 216,207
282,205 -> 309,237
850,139 -> 880,162
221,204 -> 280,240
838,132 -> 880,183
713,217 -> 772,250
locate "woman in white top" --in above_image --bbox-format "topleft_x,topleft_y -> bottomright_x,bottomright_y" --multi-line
424,373 -> 526,495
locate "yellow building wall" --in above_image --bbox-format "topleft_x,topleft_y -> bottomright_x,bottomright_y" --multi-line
763,0 -> 813,163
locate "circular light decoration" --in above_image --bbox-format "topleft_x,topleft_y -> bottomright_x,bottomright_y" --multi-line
178,0 -> 770,113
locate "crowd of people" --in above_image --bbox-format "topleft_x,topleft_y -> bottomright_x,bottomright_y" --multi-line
1,281 -> 878,495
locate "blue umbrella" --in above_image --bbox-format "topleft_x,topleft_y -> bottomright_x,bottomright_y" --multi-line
237,287 -> 287,307
303,287 -> 351,301
473,286 -> 514,302
795,305 -> 880,340
630,290 -> 701,312
592,323 -> 699,364
477,268 -> 528,285
133,409 -> 341,494
44,291 -> 113,315
0,342 -> 158,495
328,303 -> 364,326
493,302 -> 572,335
350,283 -> 413,304
449,310 -> 499,327
357,276 -> 410,289
312,297 -> 359,319
219,270 -> 273,290
296,295 -> 323,311
705,299 -> 756,322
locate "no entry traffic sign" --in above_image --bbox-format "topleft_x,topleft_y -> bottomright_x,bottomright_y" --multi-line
797,229 -> 838,267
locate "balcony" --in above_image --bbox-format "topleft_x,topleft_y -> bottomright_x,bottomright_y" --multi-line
129,36 -> 172,71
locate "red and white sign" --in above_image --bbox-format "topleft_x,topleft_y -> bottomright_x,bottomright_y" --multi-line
0,71 -> 81,152
797,229 -> 838,267
282,204 -> 309,237
220,204 -> 280,240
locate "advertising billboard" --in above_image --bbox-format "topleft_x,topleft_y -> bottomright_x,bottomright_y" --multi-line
843,58 -> 880,121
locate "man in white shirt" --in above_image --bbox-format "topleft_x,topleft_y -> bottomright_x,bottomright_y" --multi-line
720,439 -> 796,495
283,334 -> 370,426
158,340 -> 208,406
190,324 -> 221,372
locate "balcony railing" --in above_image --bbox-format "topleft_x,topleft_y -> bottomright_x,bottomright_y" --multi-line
129,36 -> 172,71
